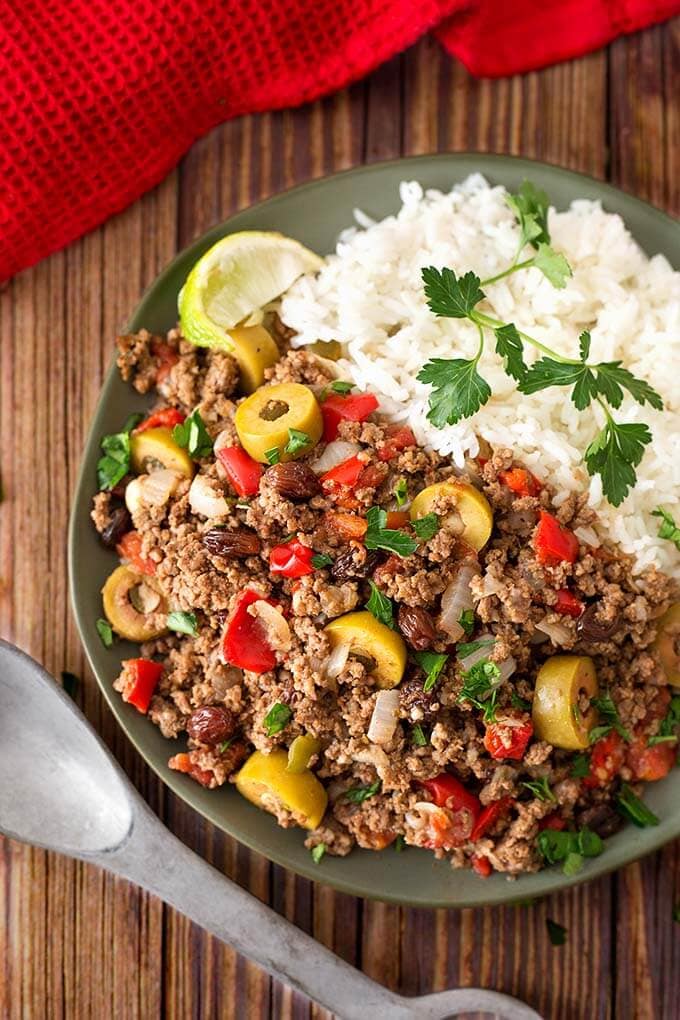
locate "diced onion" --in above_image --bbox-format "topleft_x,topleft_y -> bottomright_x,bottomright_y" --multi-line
367,689 -> 399,746
324,639 -> 351,679
126,470 -> 181,512
125,478 -> 143,514
405,801 -> 441,829
457,631 -> 496,671
249,600 -> 292,652
311,441 -> 361,475
574,525 -> 600,548
478,573 -> 504,597
439,561 -> 480,641
189,474 -> 230,518
535,617 -> 572,646
496,656 -> 517,683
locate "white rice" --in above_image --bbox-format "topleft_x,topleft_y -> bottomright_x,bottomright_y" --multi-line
280,174 -> 680,574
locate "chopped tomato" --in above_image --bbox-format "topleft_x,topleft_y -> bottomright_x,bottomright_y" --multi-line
134,407 -> 186,434
120,658 -> 163,714
320,455 -> 365,492
418,774 -> 480,848
583,730 -> 625,789
498,467 -> 542,498
168,752 -> 214,788
356,463 -> 387,490
116,530 -> 156,575
471,855 -> 493,878
223,589 -> 277,673
483,715 -> 533,761
217,446 -> 263,497
324,511 -> 367,541
538,813 -> 566,831
533,511 -> 580,566
554,588 -> 585,618
151,340 -> 179,383
321,392 -> 379,442
626,737 -> 677,782
377,425 -> 416,462
471,796 -> 514,841
269,538 -> 315,578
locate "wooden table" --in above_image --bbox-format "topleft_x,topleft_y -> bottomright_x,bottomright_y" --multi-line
1,20 -> 679,1019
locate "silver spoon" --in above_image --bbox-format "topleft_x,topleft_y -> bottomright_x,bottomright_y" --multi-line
0,640 -> 542,1020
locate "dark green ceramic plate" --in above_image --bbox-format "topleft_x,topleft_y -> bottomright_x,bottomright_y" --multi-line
69,154 -> 679,907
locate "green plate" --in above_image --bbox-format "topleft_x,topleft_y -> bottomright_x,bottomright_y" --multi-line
69,154 -> 679,907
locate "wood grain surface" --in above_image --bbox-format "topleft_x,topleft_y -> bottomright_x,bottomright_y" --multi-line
1,20 -> 679,1020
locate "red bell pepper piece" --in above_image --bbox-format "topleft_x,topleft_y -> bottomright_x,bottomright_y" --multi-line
120,658 -> 163,714
418,774 -> 481,848
483,716 -> 533,761
471,854 -> 493,878
223,589 -> 277,673
554,588 -> 585,618
539,813 -> 567,831
625,737 -> 677,782
471,796 -> 514,841
217,446 -> 263,497
377,424 -> 417,462
498,467 -> 542,498
116,530 -> 156,576
321,391 -> 379,442
168,752 -> 214,788
269,538 -> 315,578
134,407 -> 186,434
583,730 -> 625,788
151,340 -> 180,383
533,511 -> 580,566
320,455 -> 365,491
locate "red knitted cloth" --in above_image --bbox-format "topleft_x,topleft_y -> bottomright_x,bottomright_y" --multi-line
1,0 -> 677,281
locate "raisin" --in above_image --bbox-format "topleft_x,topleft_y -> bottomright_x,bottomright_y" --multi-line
186,706 -> 236,745
266,462 -> 321,500
100,505 -> 132,548
577,603 -> 620,643
203,527 -> 261,558
399,678 -> 438,721
331,548 -> 380,581
397,605 -> 436,650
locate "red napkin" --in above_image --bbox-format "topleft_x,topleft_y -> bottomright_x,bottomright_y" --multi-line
1,0 -> 677,282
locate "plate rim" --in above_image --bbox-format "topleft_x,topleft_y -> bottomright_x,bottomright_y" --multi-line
69,151 -> 680,908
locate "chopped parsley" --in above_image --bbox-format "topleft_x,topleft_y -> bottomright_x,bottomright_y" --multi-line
311,843 -> 327,864
284,429 -> 312,456
652,507 -> 680,551
458,609 -> 475,637
311,552 -> 334,569
61,671 -> 79,699
511,690 -> 531,712
648,695 -> 680,746
167,611 -> 198,637
394,477 -> 408,507
537,826 -> 603,875
457,637 -> 495,659
172,408 -> 213,459
411,723 -> 428,747
366,581 -> 395,628
457,659 -> 501,722
218,736 -> 236,754
413,650 -> 448,693
570,753 -> 591,778
364,506 -> 418,558
96,618 -> 114,648
329,380 -> 354,395
96,413 -> 142,490
616,784 -> 659,828
589,690 -> 632,744
522,777 -> 556,803
394,834 -> 405,852
412,512 -> 440,541
263,703 -> 292,737
345,778 -> 381,804
265,447 -> 280,465
546,919 -> 567,946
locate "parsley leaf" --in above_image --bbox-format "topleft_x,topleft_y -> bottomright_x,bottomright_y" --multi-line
311,552 -> 333,569
411,723 -> 428,747
584,420 -> 652,507
413,651 -> 448,693
458,609 -> 475,637
537,826 -> 603,874
167,611 -> 198,637
652,507 -> 680,551
173,408 -> 213,459
421,266 -> 485,319
412,512 -> 440,540
532,243 -> 572,288
546,919 -> 567,946
494,323 -> 528,384
263,703 -> 292,737
457,638 -> 495,659
570,753 -> 591,778
522,777 -> 556,802
520,357 -> 597,410
594,363 -> 663,411
265,447 -> 280,465
330,380 -> 354,394
458,659 -> 501,722
417,357 -> 492,428
366,581 -> 395,628
365,506 -> 418,557
648,695 -> 680,746
616,784 -> 659,827
61,671 -> 79,699
218,736 -> 236,754
285,429 -> 312,456
345,779 -> 381,804
506,181 -> 551,248
589,690 -> 632,743
394,477 -> 408,507
96,618 -> 113,648
97,413 -> 142,490
311,843 -> 327,864
394,834 -> 406,852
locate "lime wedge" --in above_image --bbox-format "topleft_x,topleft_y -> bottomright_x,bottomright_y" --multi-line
178,231 -> 324,348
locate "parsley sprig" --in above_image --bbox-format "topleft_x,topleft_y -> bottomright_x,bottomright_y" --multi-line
457,658 -> 501,722
417,183 -> 662,507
